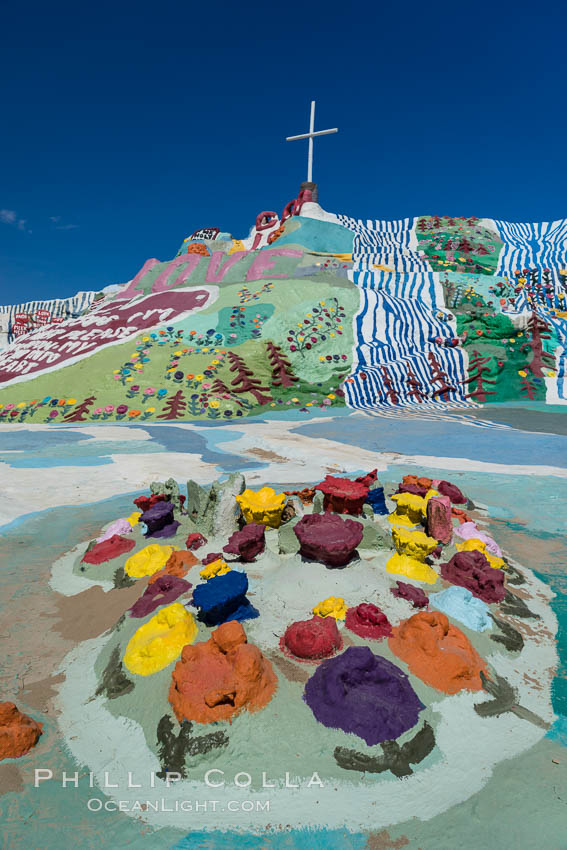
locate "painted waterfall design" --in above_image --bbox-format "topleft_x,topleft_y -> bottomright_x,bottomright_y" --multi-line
492,219 -> 567,278
336,215 -> 431,273
345,265 -> 471,412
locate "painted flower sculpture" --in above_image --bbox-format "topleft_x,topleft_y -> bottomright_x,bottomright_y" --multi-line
388,489 -> 440,527
236,487 -> 286,528
386,525 -> 439,585
315,475 -> 369,516
169,621 -> 277,724
124,544 -> 177,578
294,513 -> 363,567
123,603 -> 198,676
312,596 -> 349,620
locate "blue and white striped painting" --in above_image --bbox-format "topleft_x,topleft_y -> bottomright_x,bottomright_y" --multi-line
337,215 -> 431,273
491,219 -> 567,278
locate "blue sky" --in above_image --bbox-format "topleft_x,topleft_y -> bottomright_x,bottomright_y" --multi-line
1,0 -> 566,304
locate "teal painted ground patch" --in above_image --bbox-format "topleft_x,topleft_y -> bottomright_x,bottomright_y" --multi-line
274,217 -> 354,254
171,829 -> 367,849
546,715 -> 567,746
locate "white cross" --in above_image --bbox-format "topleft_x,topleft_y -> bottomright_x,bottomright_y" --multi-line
286,101 -> 338,184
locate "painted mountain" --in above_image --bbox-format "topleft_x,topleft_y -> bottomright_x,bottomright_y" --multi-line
1,190 -> 566,424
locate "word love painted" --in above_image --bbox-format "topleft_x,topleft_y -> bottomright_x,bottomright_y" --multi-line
0,287 -> 217,387
118,248 -> 303,300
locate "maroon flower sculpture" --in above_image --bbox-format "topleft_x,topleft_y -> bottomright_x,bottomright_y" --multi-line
345,603 -> 392,639
201,552 -> 224,566
441,550 -> 505,603
315,475 -> 369,516
129,575 -> 192,618
223,523 -> 266,562
436,480 -> 467,504
293,513 -> 363,567
391,581 -> 429,608
281,615 -> 342,661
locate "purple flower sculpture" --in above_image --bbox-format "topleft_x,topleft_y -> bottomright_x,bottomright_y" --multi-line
129,575 -> 192,618
304,646 -> 424,745
140,501 -> 180,539
223,523 -> 266,562
293,513 -> 363,567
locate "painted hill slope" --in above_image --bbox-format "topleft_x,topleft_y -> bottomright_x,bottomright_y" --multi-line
0,190 -> 566,424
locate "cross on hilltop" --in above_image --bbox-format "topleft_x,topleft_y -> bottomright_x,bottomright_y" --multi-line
286,101 -> 338,184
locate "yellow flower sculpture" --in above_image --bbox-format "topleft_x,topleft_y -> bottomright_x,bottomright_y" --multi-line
312,596 -> 348,620
386,554 -> 438,585
392,526 -> 438,559
456,538 -> 506,569
386,525 -> 439,585
200,558 -> 231,580
126,511 -> 142,527
125,544 -> 176,578
123,603 -> 198,676
388,490 -> 438,527
236,487 -> 286,528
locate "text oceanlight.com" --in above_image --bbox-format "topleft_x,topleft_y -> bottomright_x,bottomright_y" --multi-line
87,799 -> 270,813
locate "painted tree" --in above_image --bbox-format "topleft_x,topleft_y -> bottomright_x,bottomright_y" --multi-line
227,351 -> 273,405
405,363 -> 426,402
380,366 -> 399,405
427,352 -> 455,401
520,375 -> 537,400
266,341 -> 298,388
520,311 -> 555,377
463,350 -> 497,403
63,395 -> 96,422
458,236 -> 473,254
210,378 -> 246,408
157,390 -> 187,420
